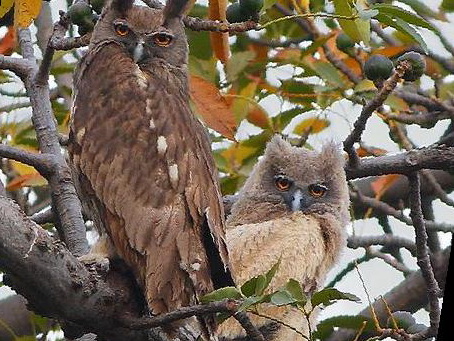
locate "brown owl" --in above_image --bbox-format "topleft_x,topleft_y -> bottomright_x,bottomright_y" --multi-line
67,0 -> 232,335
219,136 -> 350,340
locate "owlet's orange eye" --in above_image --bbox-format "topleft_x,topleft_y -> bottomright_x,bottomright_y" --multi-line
152,32 -> 174,47
274,175 -> 292,191
308,183 -> 328,197
114,22 -> 129,36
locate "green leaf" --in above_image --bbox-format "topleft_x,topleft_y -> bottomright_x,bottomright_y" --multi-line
372,3 -> 437,32
311,288 -> 361,307
226,51 -> 256,83
264,258 -> 281,289
272,107 -> 310,131
374,14 -> 428,53
270,290 -> 298,306
238,295 -> 264,311
261,0 -> 277,14
357,8 -> 378,20
332,0 -> 370,44
441,0 -> 454,12
200,286 -> 242,303
285,279 -> 307,303
399,0 -> 447,21
313,315 -> 374,340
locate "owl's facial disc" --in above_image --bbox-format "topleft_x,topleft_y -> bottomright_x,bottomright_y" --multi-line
274,174 -> 328,211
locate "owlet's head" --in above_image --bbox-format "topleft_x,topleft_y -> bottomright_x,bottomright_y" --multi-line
229,135 -> 350,226
90,0 -> 189,67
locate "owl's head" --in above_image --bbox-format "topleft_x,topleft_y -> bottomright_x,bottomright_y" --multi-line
90,0 -> 188,67
232,135 -> 350,225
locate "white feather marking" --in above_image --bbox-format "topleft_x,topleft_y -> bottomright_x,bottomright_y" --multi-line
168,164 -> 179,187
190,262 -> 201,271
149,119 -> 155,129
133,40 -> 145,63
76,127 -> 86,143
157,136 -> 167,155
292,189 -> 302,212
134,66 -> 148,89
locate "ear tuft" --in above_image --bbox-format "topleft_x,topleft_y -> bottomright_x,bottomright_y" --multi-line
163,0 -> 190,26
110,0 -> 134,14
320,141 -> 345,170
264,135 -> 293,157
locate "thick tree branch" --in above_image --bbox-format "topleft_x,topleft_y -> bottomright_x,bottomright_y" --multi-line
13,28 -> 89,256
345,145 -> 454,180
347,235 -> 417,256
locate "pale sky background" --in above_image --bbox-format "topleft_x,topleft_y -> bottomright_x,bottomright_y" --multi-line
0,0 -> 453,340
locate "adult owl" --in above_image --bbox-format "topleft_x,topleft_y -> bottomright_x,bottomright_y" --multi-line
219,136 -> 350,340
67,0 -> 232,334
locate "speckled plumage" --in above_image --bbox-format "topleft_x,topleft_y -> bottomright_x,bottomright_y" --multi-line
67,0 -> 232,336
219,136 -> 350,340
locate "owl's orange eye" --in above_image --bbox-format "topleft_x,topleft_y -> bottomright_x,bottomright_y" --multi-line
152,32 -> 173,47
114,22 -> 130,36
274,175 -> 292,191
308,184 -> 328,197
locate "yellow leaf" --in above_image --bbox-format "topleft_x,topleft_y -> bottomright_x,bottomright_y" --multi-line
189,75 -> 237,141
0,0 -> 14,20
7,172 -> 47,190
14,0 -> 42,28
209,0 -> 229,63
10,160 -> 37,175
221,144 -> 257,172
293,117 -> 330,135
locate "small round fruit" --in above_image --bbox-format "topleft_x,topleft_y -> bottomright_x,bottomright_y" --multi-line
397,52 -> 426,81
226,3 -> 249,23
90,0 -> 106,14
336,33 -> 355,53
364,54 -> 394,81
387,311 -> 416,330
68,1 -> 93,26
239,0 -> 264,16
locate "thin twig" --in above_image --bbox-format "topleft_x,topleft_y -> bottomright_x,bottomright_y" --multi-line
349,185 -> 454,232
407,172 -> 441,340
421,170 -> 454,207
234,312 -> 266,341
365,247 -> 413,274
348,235 -> 417,256
0,144 -> 56,176
343,61 -> 411,167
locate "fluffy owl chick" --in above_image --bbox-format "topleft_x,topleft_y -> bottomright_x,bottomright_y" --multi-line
219,136 -> 350,340
68,0 -> 232,336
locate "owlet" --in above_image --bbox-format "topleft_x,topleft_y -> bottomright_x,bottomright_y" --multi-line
219,135 -> 350,340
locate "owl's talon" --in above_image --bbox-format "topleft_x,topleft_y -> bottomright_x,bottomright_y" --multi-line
78,253 -> 111,273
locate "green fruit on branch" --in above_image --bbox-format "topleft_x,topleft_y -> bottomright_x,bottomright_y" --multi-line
336,33 -> 355,53
90,0 -> 106,14
397,51 -> 426,81
68,1 -> 93,26
239,0 -> 264,16
364,54 -> 394,81
226,3 -> 249,23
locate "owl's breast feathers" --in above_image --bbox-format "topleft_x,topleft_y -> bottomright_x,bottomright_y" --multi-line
68,43 -> 230,314
219,211 -> 345,340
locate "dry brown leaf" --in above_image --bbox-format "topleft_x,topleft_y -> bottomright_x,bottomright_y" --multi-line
0,26 -> 16,55
208,0 -> 229,63
371,174 -> 401,198
189,75 -> 237,141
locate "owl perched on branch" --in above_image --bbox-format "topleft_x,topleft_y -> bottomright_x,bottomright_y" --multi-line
68,0 -> 232,336
219,136 -> 350,340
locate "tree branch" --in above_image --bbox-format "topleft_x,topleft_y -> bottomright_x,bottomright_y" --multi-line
0,144 -> 57,177
345,145 -> 454,180
343,61 -> 411,167
347,235 -> 417,256
407,172 -> 441,340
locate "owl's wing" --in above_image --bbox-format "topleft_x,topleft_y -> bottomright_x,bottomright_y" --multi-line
69,43 -> 231,313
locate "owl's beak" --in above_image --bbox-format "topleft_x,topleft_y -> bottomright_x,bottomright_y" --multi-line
289,189 -> 310,211
133,40 -> 146,63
